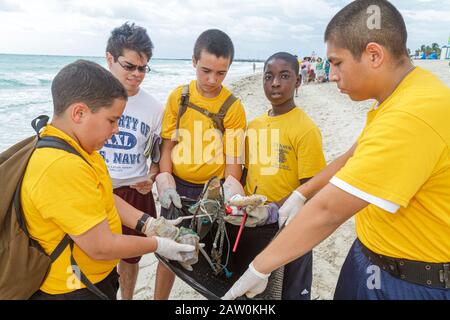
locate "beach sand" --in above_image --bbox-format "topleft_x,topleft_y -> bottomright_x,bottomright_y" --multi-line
131,60 -> 450,300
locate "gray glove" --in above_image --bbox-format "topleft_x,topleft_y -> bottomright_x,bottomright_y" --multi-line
142,216 -> 181,238
155,172 -> 182,209
159,187 -> 182,209
175,227 -> 201,271
224,203 -> 279,227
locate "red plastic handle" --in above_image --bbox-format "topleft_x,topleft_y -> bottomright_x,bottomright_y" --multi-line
232,211 -> 247,252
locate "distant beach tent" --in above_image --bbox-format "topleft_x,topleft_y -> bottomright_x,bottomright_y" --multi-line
440,45 -> 450,60
441,36 -> 450,60
428,52 -> 438,60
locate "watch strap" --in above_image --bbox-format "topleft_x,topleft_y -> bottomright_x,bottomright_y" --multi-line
136,213 -> 151,232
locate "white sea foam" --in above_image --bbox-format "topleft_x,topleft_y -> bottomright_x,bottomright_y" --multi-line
0,54 -> 261,151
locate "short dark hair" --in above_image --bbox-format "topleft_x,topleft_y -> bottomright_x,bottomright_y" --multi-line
264,52 -> 300,75
51,60 -> 128,116
106,22 -> 154,61
193,29 -> 234,64
324,0 -> 408,60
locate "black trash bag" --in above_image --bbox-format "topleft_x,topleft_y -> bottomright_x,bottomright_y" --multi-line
157,219 -> 281,300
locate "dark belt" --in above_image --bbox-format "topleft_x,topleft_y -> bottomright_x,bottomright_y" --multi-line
360,242 -> 450,289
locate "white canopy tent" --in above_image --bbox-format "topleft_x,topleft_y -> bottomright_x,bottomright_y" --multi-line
440,45 -> 450,60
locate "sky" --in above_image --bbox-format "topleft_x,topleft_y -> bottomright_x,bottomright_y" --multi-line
0,0 -> 449,59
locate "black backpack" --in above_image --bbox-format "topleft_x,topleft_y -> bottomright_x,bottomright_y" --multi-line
0,115 -> 108,299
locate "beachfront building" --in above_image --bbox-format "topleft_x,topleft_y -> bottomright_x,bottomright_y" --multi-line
440,45 -> 450,60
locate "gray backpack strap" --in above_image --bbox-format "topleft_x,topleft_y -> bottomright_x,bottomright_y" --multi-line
174,85 -> 190,141
186,94 -> 238,133
175,87 -> 238,135
211,94 -> 237,133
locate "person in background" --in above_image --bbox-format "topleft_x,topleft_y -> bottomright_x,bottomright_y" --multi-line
300,57 -> 309,85
315,57 -> 325,83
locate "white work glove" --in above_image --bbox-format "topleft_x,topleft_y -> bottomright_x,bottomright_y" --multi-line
155,172 -> 182,209
222,262 -> 270,300
278,190 -> 306,228
223,175 -> 245,202
154,236 -> 195,262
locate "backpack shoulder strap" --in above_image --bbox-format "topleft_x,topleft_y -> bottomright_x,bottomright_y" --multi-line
187,94 -> 238,133
212,93 -> 238,132
36,136 -> 89,165
175,87 -> 238,134
30,115 -> 88,163
174,85 -> 190,141
14,134 -> 90,244
12,116 -> 108,299
31,115 -> 50,137
35,139 -> 107,299
69,240 -> 109,299
217,93 -> 238,117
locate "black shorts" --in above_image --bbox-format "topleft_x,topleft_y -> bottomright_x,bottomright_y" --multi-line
160,176 -> 313,300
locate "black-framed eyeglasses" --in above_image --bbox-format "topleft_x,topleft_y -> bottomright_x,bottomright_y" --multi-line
117,58 -> 151,73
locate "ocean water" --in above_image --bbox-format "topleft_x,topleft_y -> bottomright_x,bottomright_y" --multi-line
0,54 -> 260,152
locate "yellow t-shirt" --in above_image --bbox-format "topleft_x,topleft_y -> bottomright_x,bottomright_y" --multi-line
161,80 -> 246,184
245,107 -> 326,202
335,67 -> 450,262
21,125 -> 122,294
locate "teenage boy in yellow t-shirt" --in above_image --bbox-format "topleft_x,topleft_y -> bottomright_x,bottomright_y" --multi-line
224,0 -> 450,300
154,29 -> 246,299
21,60 -> 195,300
235,52 -> 325,300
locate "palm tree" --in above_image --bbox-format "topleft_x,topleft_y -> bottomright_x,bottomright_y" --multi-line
431,43 -> 441,57
416,43 -> 442,58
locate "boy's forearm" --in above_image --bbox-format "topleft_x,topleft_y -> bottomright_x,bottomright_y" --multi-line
298,143 -> 356,199
100,233 -> 158,260
71,219 -> 158,261
254,199 -> 342,273
159,139 -> 176,173
149,162 -> 159,181
253,183 -> 367,274
224,162 -> 242,181
275,178 -> 311,207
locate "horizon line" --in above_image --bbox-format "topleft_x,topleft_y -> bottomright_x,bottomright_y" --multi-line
0,52 -> 265,62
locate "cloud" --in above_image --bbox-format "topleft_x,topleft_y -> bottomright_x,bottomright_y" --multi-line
403,9 -> 450,22
0,0 -> 448,59
0,0 -> 22,12
278,0 -> 340,19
